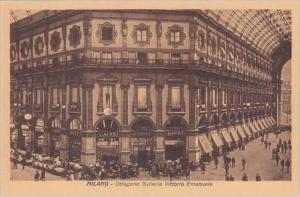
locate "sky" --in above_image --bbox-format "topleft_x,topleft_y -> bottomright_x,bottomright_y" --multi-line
281,60 -> 291,82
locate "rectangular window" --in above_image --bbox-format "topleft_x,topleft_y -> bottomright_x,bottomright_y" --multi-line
103,86 -> 112,108
36,89 -> 41,105
137,86 -> 147,109
102,52 -> 112,64
222,90 -> 227,106
171,53 -> 181,64
71,87 -> 78,103
200,87 -> 206,105
22,90 -> 26,105
52,88 -> 58,105
171,87 -> 181,108
137,52 -> 147,64
212,89 -> 217,106
102,27 -> 113,40
137,29 -> 147,42
170,30 -> 180,43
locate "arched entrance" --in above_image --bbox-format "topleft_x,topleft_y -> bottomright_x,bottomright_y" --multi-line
34,118 -> 44,154
49,117 -> 61,157
95,117 -> 120,162
68,118 -> 82,162
130,117 -> 155,167
164,116 -> 188,161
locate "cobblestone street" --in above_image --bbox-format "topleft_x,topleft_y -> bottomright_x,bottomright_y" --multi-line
11,131 -> 291,181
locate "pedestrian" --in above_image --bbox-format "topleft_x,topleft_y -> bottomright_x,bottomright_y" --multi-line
231,157 -> 235,167
185,168 -> 190,180
279,138 -> 282,146
288,139 -> 291,146
40,170 -> 46,181
268,141 -> 271,150
285,159 -> 290,173
255,173 -> 261,181
202,163 -> 206,174
261,136 -> 264,144
229,175 -> 234,181
284,143 -> 288,154
225,163 -> 229,174
225,174 -> 230,181
21,158 -> 26,170
288,144 -> 292,152
276,144 -> 280,153
227,157 -> 232,168
241,158 -> 246,170
280,159 -> 285,171
13,157 -> 18,169
281,144 -> 284,153
214,157 -> 219,169
276,155 -> 280,167
34,170 -> 40,181
264,141 -> 268,149
272,148 -> 276,160
242,173 -> 248,181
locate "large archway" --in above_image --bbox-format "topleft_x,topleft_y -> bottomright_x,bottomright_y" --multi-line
68,118 -> 82,162
48,117 -> 61,157
164,116 -> 188,161
130,116 -> 156,166
95,116 -> 120,162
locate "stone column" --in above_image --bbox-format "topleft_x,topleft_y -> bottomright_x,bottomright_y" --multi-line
154,130 -> 165,162
81,130 -> 97,165
42,80 -> 50,155
120,130 -> 131,164
121,84 -> 129,128
187,129 -> 200,163
121,18 -> 128,61
59,130 -> 69,161
82,80 -> 94,130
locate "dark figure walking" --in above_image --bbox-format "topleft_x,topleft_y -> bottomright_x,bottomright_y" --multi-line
229,175 -> 234,181
214,157 -> 219,169
276,155 -> 280,167
268,141 -> 271,150
284,143 -> 288,154
280,159 -> 285,171
225,174 -> 230,181
224,163 -> 229,174
34,171 -> 40,181
13,158 -> 18,169
21,158 -> 26,170
227,157 -> 232,168
256,173 -> 262,181
242,173 -> 248,181
272,148 -> 276,160
281,144 -> 284,153
264,141 -> 268,149
285,159 -> 290,173
40,170 -> 46,181
241,158 -> 246,170
231,157 -> 235,167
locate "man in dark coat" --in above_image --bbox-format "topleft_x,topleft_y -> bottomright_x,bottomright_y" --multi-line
34,171 -> 40,181
241,158 -> 246,170
214,157 -> 219,169
280,159 -> 285,171
231,157 -> 235,167
276,155 -> 280,167
285,159 -> 291,173
242,173 -> 248,181
255,173 -> 261,181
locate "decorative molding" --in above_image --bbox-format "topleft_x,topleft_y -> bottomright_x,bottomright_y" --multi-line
20,40 -> 30,59
34,36 -> 44,56
50,31 -> 62,52
96,22 -> 118,46
68,25 -> 82,48
132,23 -> 152,47
166,24 -> 186,48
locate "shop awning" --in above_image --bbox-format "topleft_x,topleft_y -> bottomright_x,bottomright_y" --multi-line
270,117 -> 276,125
265,118 -> 273,126
258,120 -> 265,130
268,117 -> 274,126
261,119 -> 269,128
242,124 -> 252,136
249,122 -> 258,133
210,131 -> 224,147
229,127 -> 240,142
235,125 -> 246,139
253,121 -> 261,133
198,135 -> 213,153
220,128 -> 232,144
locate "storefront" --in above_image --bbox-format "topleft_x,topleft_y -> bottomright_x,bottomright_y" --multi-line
35,118 -> 44,154
95,117 -> 119,162
130,118 -> 154,167
69,119 -> 82,162
164,117 -> 187,161
209,130 -> 223,156
50,117 -> 61,158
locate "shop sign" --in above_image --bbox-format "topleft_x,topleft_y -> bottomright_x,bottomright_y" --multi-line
167,130 -> 185,137
131,131 -> 153,137
69,130 -> 82,137
96,131 -> 118,138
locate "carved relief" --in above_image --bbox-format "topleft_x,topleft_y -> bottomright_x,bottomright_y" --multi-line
96,22 -> 118,46
218,39 -> 226,59
68,25 -> 82,48
34,36 -> 44,55
166,24 -> 186,48
156,20 -> 162,38
132,23 -> 152,47
198,29 -> 206,51
189,22 -> 197,39
228,45 -> 234,62
20,40 -> 30,59
207,31 -> 217,55
50,31 -> 62,52
10,44 -> 17,61
121,18 -> 128,37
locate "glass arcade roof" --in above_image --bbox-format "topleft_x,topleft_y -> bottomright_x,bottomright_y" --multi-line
204,9 -> 291,56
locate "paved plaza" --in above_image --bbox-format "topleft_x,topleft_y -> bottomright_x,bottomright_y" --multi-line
11,131 -> 291,181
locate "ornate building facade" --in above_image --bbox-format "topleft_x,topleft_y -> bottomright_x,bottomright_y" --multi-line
10,10 -> 278,165
281,81 -> 291,126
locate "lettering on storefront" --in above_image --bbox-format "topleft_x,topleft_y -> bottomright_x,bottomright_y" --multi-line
69,130 -> 82,137
167,130 -> 185,137
96,132 -> 118,138
131,131 -> 153,138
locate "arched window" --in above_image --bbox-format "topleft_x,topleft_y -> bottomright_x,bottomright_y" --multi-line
51,117 -> 61,128
132,118 -> 154,133
70,119 -> 82,130
96,117 -> 119,132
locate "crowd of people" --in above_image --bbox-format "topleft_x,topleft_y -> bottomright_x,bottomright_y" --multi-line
11,130 -> 291,181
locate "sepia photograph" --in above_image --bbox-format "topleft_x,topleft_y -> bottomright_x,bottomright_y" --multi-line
9,9 -> 292,181
1,1 -> 299,197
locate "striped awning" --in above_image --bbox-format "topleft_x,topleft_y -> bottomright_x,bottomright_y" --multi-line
253,121 -> 261,133
210,130 -> 224,147
229,126 -> 240,142
242,123 -> 252,136
220,128 -> 233,143
235,125 -> 246,139
198,135 -> 213,153
249,122 -> 258,133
